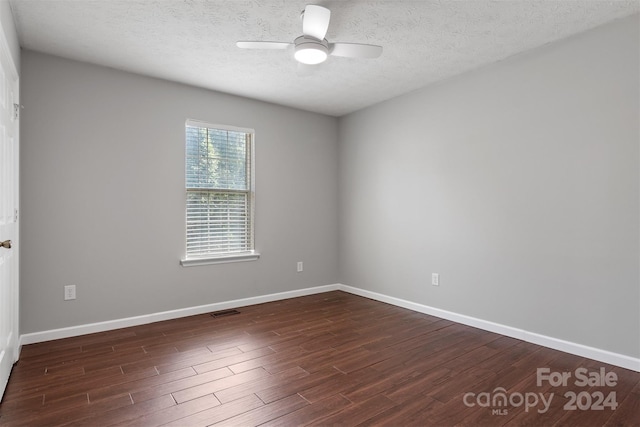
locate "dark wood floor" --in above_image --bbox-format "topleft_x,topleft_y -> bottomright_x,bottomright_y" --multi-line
1,291 -> 638,426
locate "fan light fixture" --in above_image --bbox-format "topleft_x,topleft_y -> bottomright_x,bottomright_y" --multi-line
295,44 -> 328,64
294,36 -> 329,65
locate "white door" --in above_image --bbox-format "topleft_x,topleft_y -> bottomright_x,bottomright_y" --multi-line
0,32 -> 19,400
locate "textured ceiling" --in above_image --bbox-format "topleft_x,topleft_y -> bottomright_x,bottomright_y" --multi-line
9,0 -> 640,116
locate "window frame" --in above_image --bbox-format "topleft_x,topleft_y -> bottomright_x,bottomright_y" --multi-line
180,119 -> 259,267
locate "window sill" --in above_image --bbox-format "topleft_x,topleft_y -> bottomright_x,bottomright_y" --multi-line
180,252 -> 260,267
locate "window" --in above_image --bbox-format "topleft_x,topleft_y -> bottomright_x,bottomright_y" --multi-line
181,120 -> 258,266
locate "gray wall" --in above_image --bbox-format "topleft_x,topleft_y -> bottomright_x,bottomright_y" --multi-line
20,51 -> 338,333
19,14 -> 640,360
338,15 -> 639,358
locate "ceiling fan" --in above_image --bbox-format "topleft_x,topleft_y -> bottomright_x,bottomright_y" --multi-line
236,5 -> 383,66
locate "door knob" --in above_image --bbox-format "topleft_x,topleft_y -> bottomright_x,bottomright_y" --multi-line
0,240 -> 11,249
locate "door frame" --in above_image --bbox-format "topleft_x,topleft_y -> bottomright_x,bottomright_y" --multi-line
0,18 -> 20,400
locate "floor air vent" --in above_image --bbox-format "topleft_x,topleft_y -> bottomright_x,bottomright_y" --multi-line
210,309 -> 241,318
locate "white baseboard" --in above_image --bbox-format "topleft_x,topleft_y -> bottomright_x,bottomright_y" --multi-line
18,282 -> 639,372
18,284 -> 340,347
339,284 -> 640,372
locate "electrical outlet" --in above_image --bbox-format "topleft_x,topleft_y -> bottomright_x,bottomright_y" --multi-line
297,261 -> 303,272
431,273 -> 439,286
64,285 -> 76,300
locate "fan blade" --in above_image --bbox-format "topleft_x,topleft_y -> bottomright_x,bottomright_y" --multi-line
236,41 -> 291,49
329,43 -> 382,58
302,5 -> 331,41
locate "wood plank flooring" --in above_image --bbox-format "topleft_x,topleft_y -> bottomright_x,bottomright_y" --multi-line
1,291 -> 638,426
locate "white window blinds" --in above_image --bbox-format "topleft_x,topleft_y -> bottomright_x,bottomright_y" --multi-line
185,120 -> 255,259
